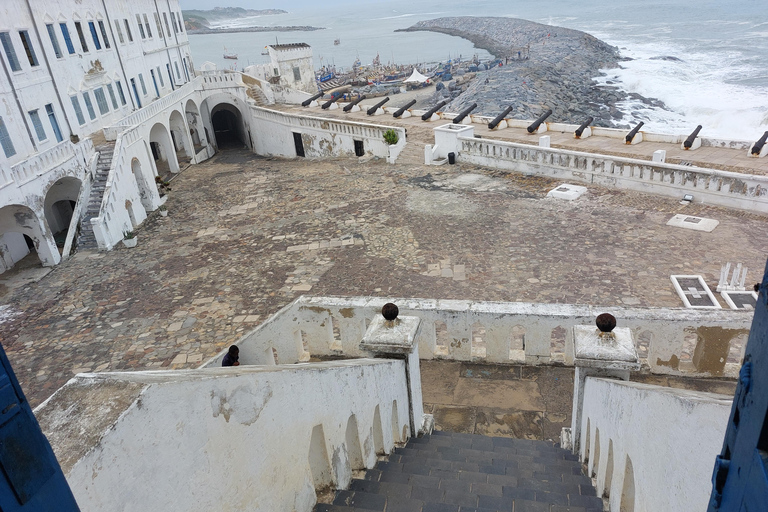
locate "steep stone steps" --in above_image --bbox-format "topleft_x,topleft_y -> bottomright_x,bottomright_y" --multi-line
315,431 -> 601,512
76,143 -> 115,251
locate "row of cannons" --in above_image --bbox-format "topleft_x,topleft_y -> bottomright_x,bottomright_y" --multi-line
302,92 -> 768,158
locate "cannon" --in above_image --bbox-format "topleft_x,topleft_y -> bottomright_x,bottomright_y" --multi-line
527,109 -> 552,133
453,103 -> 478,124
683,125 -> 703,149
489,105 -> 514,130
421,100 -> 447,121
321,95 -> 343,110
393,99 -> 417,118
575,117 -> 594,138
342,95 -> 367,112
751,131 -> 768,156
301,91 -> 324,107
625,122 -> 644,144
366,97 -> 390,116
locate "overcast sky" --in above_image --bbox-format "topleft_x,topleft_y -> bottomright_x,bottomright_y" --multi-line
179,0 -> 365,10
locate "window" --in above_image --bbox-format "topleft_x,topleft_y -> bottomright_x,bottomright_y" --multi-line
98,21 -> 110,49
178,13 -> 184,32
70,95 -> 85,125
156,66 -> 164,87
82,92 -> 96,120
0,32 -> 21,71
124,19 -> 133,42
163,13 -> 171,37
74,22 -> 88,52
46,24 -> 62,58
154,13 -> 163,38
18,31 -> 38,66
138,73 -> 147,95
29,109 -> 46,141
93,87 -> 109,115
88,22 -> 101,50
46,104 -> 63,142
0,117 -> 16,157
106,83 -> 118,109
60,23 -> 75,54
293,67 -> 301,81
174,61 -> 180,79
172,12 -> 179,33
136,15 -> 145,39
143,14 -> 152,38
116,80 -> 126,105
113,20 -> 124,43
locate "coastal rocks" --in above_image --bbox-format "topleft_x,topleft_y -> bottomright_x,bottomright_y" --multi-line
398,17 -> 666,126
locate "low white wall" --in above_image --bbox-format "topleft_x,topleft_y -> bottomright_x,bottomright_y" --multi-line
212,296 -> 751,378
250,106 -> 406,161
43,360 -> 410,512
580,377 -> 731,512
457,137 -> 768,214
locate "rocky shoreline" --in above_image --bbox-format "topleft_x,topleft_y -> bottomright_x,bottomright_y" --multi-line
398,17 -> 665,127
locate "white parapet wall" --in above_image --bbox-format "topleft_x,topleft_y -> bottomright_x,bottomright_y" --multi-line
456,137 -> 768,214
35,360 -> 411,512
206,296 -> 752,378
580,377 -> 731,512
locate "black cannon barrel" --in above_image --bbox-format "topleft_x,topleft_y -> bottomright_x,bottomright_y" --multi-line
342,95 -> 367,112
366,97 -> 390,116
683,125 -> 703,149
393,99 -> 417,118
575,117 -> 594,138
751,131 -> 768,155
625,121 -> 645,144
301,92 -> 324,107
527,109 -> 552,133
489,105 -> 515,130
421,100 -> 447,121
321,95 -> 343,110
453,103 -> 478,124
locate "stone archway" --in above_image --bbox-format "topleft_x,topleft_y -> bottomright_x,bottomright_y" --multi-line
210,103 -> 245,149
131,157 -> 154,211
44,176 -> 82,247
0,204 -> 59,273
169,109 -> 193,166
149,122 -> 180,175
185,99 -> 207,155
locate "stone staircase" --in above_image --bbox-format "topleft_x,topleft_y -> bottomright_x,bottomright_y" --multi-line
246,85 -> 270,107
315,431 -> 602,512
76,143 -> 115,251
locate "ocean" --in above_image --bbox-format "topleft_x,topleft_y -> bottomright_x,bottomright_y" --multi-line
187,0 -> 768,141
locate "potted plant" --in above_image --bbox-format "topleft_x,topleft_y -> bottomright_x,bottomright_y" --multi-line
123,230 -> 137,248
383,129 -> 399,163
159,204 -> 168,217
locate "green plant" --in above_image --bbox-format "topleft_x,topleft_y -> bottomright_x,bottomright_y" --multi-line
124,230 -> 135,239
158,204 -> 168,211
383,129 -> 399,145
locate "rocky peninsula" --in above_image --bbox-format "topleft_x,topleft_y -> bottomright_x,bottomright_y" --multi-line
398,17 -> 664,126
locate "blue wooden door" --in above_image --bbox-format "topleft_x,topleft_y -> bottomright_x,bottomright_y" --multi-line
0,343 -> 80,511
709,258 -> 768,510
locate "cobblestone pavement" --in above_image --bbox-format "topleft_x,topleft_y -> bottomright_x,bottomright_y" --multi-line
1,149 -> 766,407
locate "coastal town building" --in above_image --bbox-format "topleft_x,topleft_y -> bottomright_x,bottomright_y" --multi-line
1,2 -> 767,511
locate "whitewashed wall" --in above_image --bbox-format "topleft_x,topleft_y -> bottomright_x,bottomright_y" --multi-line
580,377 -> 731,512
213,296 -> 752,378
39,361 -> 411,512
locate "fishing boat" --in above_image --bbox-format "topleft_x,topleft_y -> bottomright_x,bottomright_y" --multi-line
223,46 -> 238,60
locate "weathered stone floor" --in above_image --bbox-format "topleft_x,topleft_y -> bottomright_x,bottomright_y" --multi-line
1,149 -> 765,408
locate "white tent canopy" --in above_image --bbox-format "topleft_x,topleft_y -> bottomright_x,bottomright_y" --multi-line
404,69 -> 429,83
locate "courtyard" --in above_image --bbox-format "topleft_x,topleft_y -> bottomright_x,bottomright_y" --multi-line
1,148 -> 765,410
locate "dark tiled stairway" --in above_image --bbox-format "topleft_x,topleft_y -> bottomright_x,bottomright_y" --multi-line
315,431 -> 602,512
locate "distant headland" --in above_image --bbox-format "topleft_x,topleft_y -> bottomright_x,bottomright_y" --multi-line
398,17 -> 666,127
183,7 -> 287,31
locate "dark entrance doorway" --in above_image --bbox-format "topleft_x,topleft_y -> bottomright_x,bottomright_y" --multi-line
212,109 -> 243,149
354,140 -> 364,157
293,132 -> 305,157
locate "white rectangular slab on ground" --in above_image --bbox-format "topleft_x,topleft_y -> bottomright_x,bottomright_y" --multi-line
670,275 -> 722,309
547,183 -> 587,200
666,214 -> 719,232
721,291 -> 758,310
